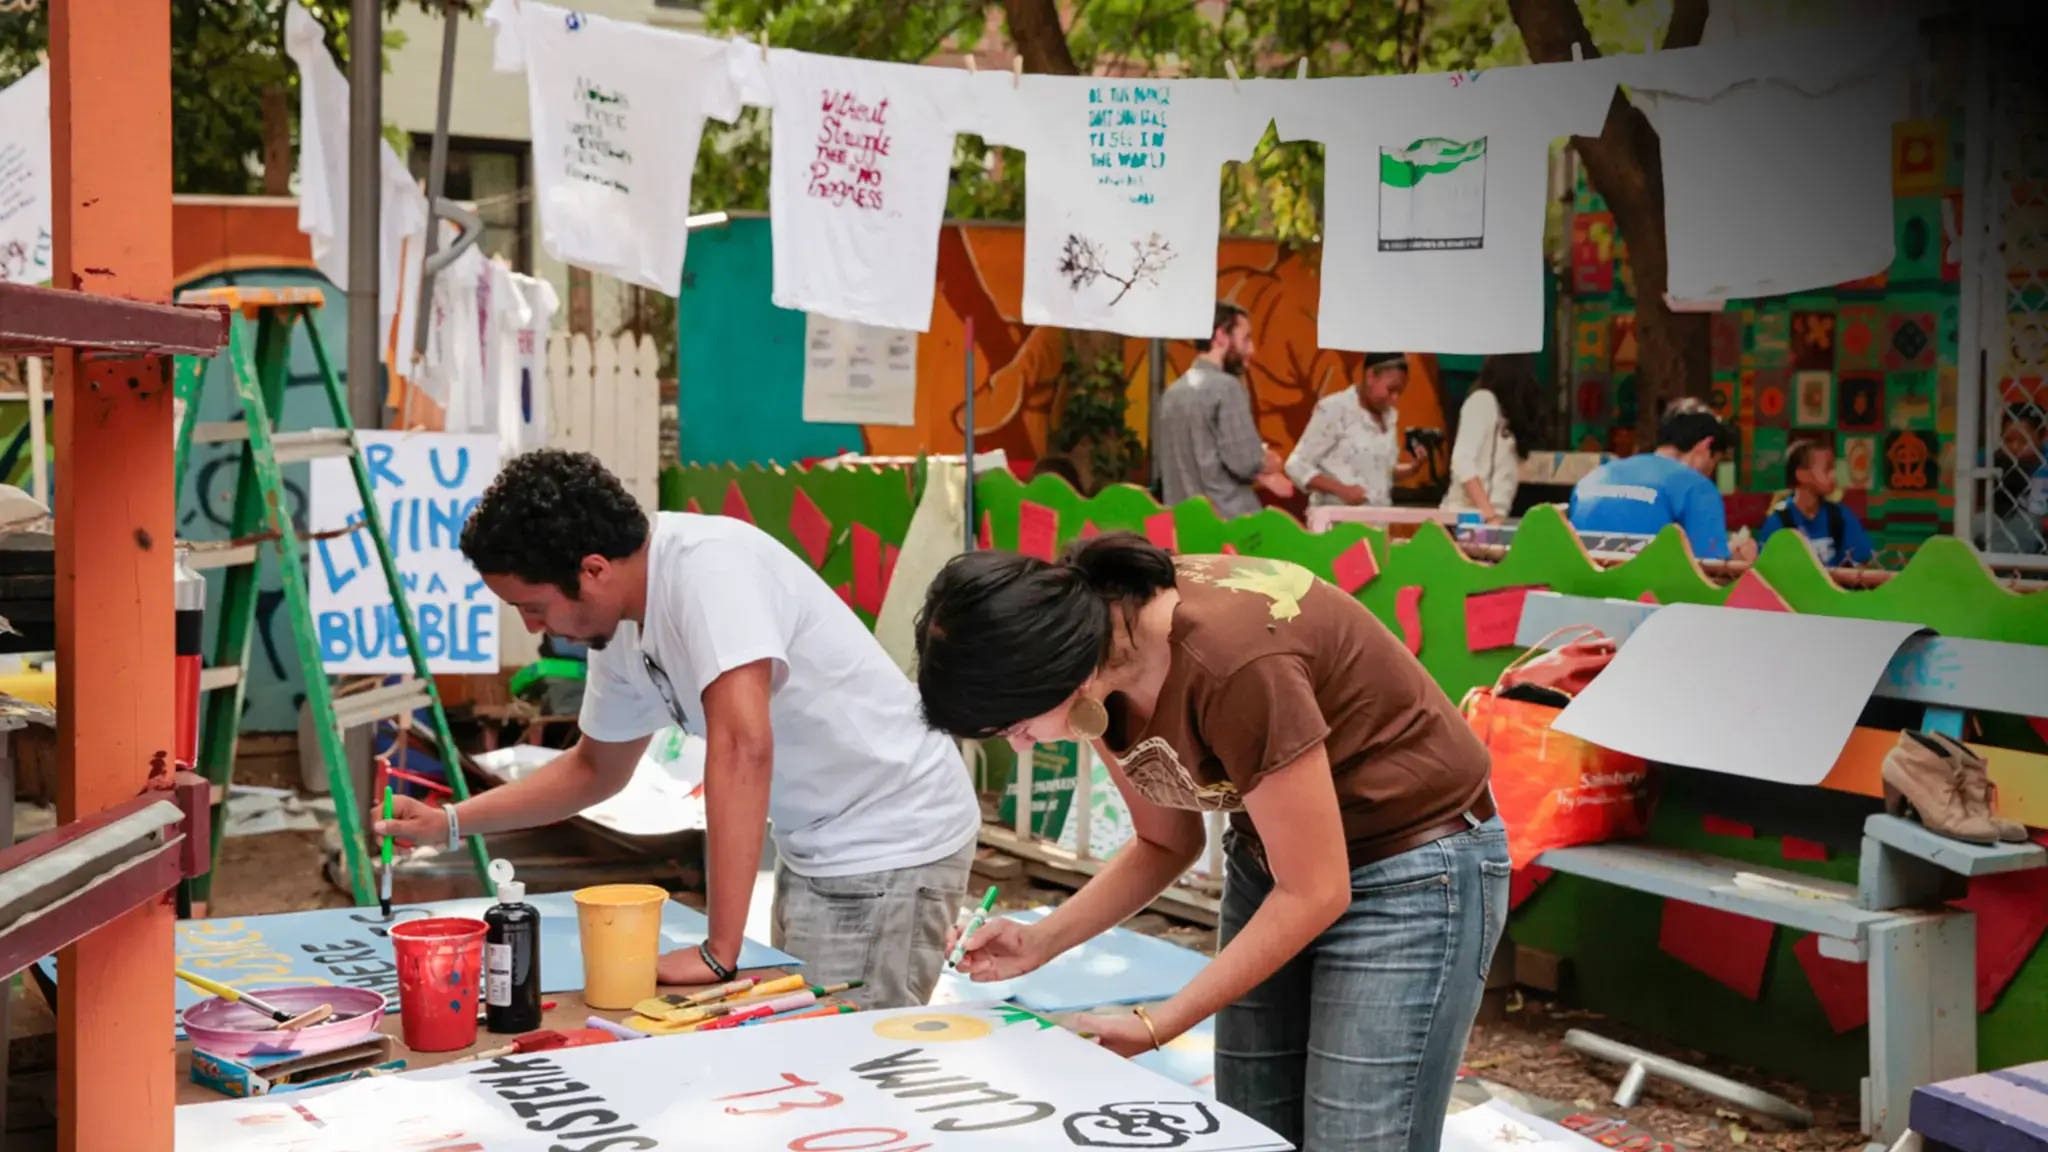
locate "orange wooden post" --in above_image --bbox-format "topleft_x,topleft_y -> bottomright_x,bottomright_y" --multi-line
48,0 -> 178,1149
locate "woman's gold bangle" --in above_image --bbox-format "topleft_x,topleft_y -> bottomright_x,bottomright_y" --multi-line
1131,1005 -> 1162,1051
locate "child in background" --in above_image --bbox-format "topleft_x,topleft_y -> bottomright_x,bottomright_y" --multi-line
1759,440 -> 1874,567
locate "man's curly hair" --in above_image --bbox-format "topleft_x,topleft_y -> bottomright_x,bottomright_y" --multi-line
460,449 -> 649,596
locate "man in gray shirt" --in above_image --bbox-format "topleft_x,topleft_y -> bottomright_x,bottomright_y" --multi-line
1156,302 -> 1280,519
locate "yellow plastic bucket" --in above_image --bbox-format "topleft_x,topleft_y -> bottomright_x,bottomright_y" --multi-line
572,884 -> 668,1009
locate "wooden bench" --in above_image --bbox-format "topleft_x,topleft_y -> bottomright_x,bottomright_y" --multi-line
1513,592 -> 2048,1144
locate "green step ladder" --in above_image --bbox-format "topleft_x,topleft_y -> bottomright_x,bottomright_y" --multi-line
173,286 -> 492,906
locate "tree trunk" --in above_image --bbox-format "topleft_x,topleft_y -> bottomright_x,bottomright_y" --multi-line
999,0 -> 1144,483
1508,0 -> 1712,453
261,86 -> 292,196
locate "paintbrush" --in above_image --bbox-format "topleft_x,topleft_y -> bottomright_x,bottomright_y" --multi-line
379,785 -> 395,920
176,969 -> 345,1031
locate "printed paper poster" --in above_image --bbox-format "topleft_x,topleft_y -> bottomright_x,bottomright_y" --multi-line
0,66 -> 53,286
173,1003 -> 1291,1151
803,313 -> 919,426
1380,136 -> 1488,252
309,431 -> 501,674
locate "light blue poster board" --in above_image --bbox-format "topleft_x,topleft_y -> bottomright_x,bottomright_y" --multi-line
1134,1015 -> 1216,1093
931,906 -> 1209,1013
37,890 -> 800,1030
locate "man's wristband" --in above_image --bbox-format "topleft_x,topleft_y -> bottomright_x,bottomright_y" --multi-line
698,940 -> 735,983
445,803 -> 461,851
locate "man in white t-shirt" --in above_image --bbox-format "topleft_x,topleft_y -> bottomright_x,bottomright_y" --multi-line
375,450 -> 980,1008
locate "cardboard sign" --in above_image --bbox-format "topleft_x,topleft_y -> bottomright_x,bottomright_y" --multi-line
310,432 -> 501,674
174,1003 -> 1289,1151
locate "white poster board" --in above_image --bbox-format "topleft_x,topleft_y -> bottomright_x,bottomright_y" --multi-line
1550,603 -> 1924,786
309,431 -> 501,675
804,312 -> 919,426
174,1003 -> 1289,1151
0,66 -> 53,286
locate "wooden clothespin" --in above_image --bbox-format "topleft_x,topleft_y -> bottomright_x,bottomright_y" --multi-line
759,21 -> 769,61
1571,42 -> 1583,63
1010,57 -> 1022,88
1296,57 -> 1309,80
1223,59 -> 1241,92
1643,32 -> 1654,54
964,55 -> 977,74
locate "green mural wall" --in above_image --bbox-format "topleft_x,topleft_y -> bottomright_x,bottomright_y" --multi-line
1566,117 -> 1965,553
663,460 -> 2048,1087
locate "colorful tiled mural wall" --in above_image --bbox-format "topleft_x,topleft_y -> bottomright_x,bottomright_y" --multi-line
1566,118 -> 1962,551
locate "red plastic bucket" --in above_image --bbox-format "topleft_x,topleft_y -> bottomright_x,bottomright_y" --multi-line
389,917 -> 489,1052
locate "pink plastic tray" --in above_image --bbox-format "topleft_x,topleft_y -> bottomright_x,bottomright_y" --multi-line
180,986 -> 387,1060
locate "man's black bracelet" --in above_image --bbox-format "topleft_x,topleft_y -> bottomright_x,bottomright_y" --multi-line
698,940 -> 734,983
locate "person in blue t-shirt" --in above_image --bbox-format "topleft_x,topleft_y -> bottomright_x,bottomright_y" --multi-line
1569,407 -> 1754,561
1757,440 -> 1875,567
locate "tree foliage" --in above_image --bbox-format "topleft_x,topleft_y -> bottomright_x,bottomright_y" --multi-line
0,1 -> 441,195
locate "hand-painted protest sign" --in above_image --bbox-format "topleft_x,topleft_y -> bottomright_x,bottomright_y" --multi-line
37,891 -> 800,1031
309,431 -> 500,674
174,1003 -> 1289,1151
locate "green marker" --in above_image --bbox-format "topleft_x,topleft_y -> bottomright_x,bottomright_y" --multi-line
379,786 -> 395,919
947,886 -> 999,971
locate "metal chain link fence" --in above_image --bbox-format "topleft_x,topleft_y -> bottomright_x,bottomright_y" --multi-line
1981,61 -> 2048,559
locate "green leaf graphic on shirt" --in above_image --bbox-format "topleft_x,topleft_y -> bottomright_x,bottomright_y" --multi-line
1380,138 -> 1487,189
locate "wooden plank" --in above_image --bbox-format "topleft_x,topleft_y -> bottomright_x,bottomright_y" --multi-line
1534,842 -> 1896,940
0,282 -> 227,358
1518,591 -> 2048,717
1863,814 -> 2048,876
1867,913 -> 1978,1143
1822,728 -> 2048,829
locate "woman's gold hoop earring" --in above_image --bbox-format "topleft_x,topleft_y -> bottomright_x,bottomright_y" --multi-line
1067,696 -> 1110,742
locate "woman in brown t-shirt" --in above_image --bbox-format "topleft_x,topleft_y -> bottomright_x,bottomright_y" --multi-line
916,533 -> 1510,1152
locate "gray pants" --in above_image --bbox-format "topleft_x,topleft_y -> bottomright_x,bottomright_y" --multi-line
770,840 -> 975,1010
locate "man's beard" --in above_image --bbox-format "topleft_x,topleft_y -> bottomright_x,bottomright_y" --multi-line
1220,349 -> 1246,376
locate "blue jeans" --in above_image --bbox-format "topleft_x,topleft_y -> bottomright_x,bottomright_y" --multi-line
1216,817 -> 1512,1152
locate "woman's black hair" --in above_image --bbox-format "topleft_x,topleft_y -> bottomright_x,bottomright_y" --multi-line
914,532 -> 1177,740
1460,353 -> 1543,461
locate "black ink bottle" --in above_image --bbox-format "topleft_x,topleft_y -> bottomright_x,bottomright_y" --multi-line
484,859 -> 542,1034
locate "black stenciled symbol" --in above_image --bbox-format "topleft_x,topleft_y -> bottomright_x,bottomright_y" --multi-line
1063,1101 -> 1222,1148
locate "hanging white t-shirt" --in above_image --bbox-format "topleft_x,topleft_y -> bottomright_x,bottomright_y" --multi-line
579,513 -> 980,878
499,271 -> 559,454
971,74 -> 1270,338
732,48 -> 970,332
0,66 -> 52,286
1625,23 -> 1914,303
421,237 -> 488,428
1274,59 -> 1623,355
499,3 -> 739,294
286,4 -> 426,357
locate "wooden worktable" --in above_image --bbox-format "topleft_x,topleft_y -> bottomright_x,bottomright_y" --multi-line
173,969 -> 807,1107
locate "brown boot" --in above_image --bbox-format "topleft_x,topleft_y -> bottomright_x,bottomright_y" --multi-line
1883,731 -> 2002,845
1925,731 -> 2032,844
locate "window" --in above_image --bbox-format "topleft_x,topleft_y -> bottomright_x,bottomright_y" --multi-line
408,135 -> 532,272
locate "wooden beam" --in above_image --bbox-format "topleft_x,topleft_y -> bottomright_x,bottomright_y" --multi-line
49,0 -> 178,1147
0,282 -> 227,358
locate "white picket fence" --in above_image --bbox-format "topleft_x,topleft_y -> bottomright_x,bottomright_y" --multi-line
497,331 -> 662,668
547,331 -> 663,512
